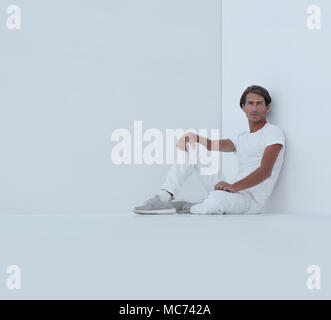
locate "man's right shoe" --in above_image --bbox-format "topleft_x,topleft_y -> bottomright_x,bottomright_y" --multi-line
133,194 -> 176,215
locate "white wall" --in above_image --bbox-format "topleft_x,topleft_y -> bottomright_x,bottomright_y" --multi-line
222,0 -> 331,214
0,0 -> 221,214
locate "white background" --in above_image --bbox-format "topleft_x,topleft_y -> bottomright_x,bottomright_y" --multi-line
0,0 -> 330,300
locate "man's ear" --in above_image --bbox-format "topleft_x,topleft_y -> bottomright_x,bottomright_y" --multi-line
266,104 -> 271,111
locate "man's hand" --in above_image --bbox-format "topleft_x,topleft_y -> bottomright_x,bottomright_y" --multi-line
214,181 -> 238,193
176,132 -> 198,152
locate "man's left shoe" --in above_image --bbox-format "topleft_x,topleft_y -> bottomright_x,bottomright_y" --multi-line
172,200 -> 202,214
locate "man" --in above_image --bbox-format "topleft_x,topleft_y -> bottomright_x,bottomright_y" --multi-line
133,85 -> 285,215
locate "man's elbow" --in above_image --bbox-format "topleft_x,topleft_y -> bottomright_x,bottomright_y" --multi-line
260,166 -> 272,178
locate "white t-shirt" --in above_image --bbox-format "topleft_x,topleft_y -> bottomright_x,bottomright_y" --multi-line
229,122 -> 286,211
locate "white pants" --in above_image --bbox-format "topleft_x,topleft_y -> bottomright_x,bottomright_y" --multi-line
161,143 -> 261,215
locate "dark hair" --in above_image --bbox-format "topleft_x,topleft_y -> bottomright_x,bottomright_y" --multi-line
240,85 -> 272,109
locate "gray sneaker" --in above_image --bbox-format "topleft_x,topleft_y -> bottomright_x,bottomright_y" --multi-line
133,194 -> 176,215
172,200 -> 203,214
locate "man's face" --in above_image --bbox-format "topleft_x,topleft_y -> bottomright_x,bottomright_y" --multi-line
241,92 -> 270,123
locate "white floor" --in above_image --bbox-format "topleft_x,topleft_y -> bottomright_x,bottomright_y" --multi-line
0,212 -> 330,299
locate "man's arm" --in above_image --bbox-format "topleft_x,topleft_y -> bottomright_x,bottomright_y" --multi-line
232,144 -> 283,192
197,135 -> 236,152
